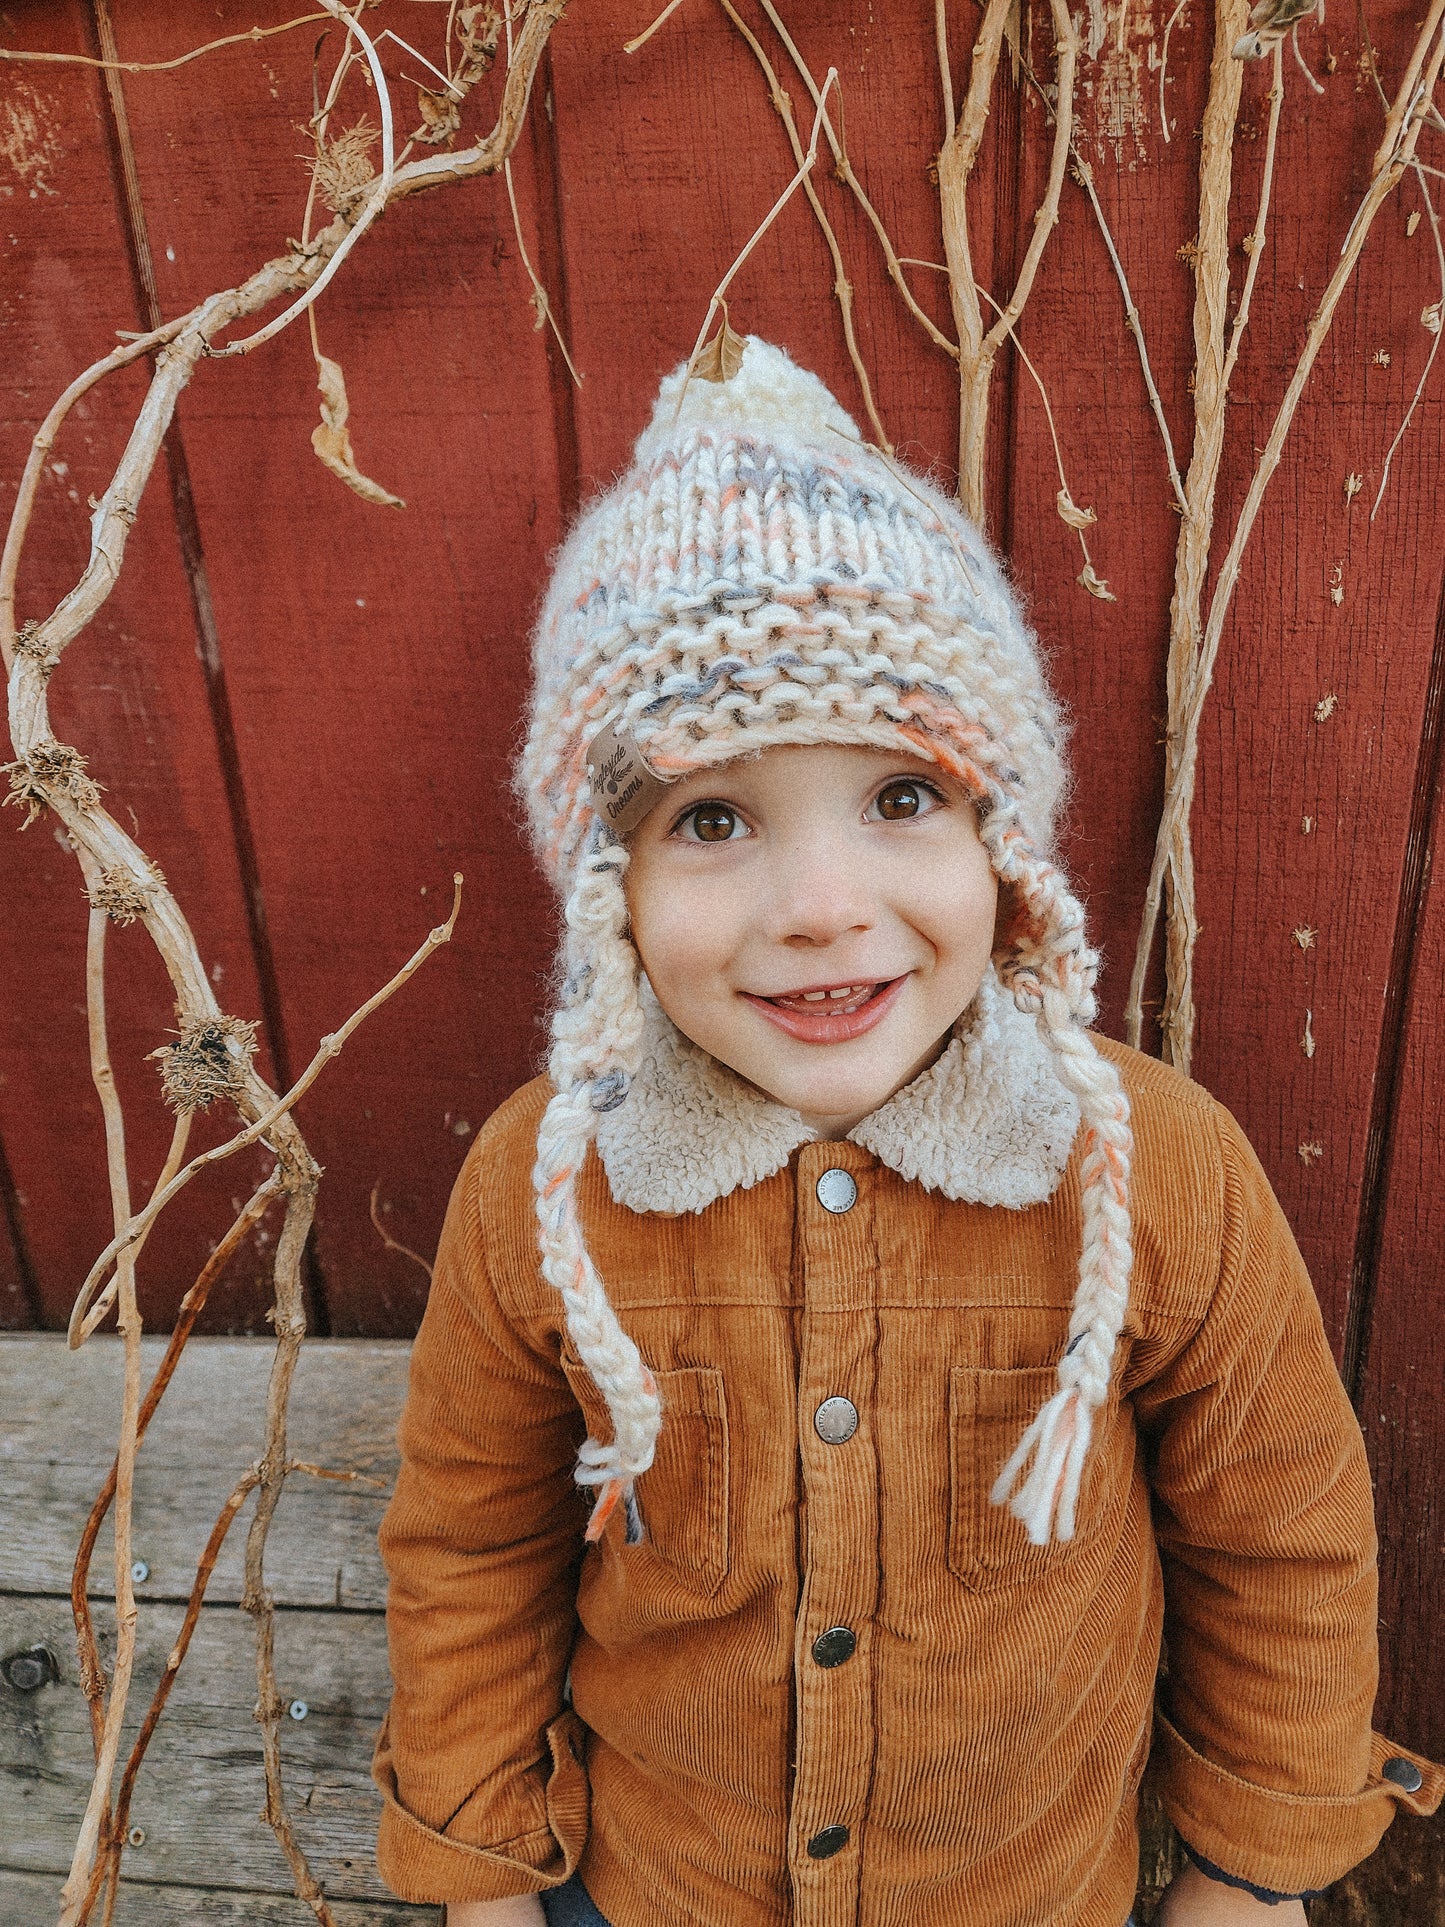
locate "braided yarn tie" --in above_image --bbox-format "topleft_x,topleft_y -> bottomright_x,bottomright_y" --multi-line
533,831 -> 661,1544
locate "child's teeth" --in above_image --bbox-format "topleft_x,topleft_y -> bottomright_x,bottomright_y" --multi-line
828,986 -> 856,1000
802,990 -> 827,1003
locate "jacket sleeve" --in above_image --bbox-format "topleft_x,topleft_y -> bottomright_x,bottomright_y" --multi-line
371,1137 -> 590,1904
1131,1100 -> 1442,1898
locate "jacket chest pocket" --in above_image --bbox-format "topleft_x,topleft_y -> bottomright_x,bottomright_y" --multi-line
948,1365 -> 1091,1590
561,1359 -> 730,1598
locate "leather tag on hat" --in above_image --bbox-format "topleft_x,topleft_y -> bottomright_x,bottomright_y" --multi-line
587,717 -> 673,835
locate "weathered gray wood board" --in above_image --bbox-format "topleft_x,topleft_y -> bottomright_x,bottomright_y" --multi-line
2,1335 -> 1436,1926
0,1870 -> 436,1926
0,1335 -> 436,1926
1,1596 -> 393,1898
0,1334 -> 405,1607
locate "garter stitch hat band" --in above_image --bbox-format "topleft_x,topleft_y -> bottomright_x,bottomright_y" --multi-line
517,336 -> 1134,1550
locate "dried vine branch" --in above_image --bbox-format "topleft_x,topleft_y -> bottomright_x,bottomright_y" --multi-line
1,7 -> 562,1920
936,0 -> 1079,522
1127,2 -> 1445,1067
715,0 -> 891,447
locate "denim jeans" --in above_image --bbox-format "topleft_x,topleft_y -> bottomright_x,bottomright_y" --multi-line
539,1871 -> 1138,1925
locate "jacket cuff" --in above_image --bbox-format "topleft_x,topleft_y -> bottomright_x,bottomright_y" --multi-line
371,1709 -> 590,1904
1154,1708 -> 1443,1896
1180,1839 -> 1320,1903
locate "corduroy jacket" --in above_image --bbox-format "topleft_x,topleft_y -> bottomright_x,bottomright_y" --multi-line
372,1033 -> 1441,1927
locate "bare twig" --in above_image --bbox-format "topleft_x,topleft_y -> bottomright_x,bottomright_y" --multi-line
673,72 -> 839,422
501,4 -> 582,386
211,1 -> 396,359
58,867 -> 144,1926
71,878 -> 464,1332
1371,161 -> 1445,517
0,14 -> 330,73
716,0 -> 890,447
937,0 -> 1079,521
1067,155 -> 1189,514
1221,48 -> 1285,398
624,0 -> 691,53
971,282 -> 1111,595
754,3 -> 961,358
369,1182 -> 436,1282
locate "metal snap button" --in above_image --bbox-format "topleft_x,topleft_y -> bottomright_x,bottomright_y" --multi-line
815,1168 -> 857,1214
807,1824 -> 850,1859
1382,1756 -> 1424,1793
811,1626 -> 857,1668
814,1396 -> 858,1444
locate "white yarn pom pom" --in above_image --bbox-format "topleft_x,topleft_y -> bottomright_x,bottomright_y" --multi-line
633,336 -> 861,465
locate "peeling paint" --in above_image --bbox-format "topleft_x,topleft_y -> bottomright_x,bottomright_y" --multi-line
1072,0 -> 1171,165
1,83 -> 63,197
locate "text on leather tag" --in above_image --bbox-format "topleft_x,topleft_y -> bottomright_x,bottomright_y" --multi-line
586,717 -> 673,836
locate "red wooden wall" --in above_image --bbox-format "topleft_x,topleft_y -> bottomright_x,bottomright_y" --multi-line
1,0 -> 1441,1767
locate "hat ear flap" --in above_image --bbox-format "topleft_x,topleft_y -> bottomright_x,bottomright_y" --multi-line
984,829 -> 1134,1547
534,829 -> 661,1543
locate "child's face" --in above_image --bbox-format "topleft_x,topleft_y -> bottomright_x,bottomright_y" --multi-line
623,744 -> 999,1138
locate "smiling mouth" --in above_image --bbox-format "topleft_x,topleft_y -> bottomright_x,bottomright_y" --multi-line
741,975 -> 908,1043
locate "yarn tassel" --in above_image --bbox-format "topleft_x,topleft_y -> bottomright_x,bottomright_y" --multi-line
584,1477 -> 625,1543
990,1384 -> 1093,1546
581,1474 -> 648,1545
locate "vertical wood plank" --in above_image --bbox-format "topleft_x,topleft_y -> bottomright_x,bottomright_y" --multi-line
1356,633 -> 1445,1758
98,0 -> 567,1332
0,0 -> 277,1332
1007,0 -> 1445,1353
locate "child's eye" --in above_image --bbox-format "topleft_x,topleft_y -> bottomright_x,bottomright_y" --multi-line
674,801 -> 746,843
869,778 -> 944,822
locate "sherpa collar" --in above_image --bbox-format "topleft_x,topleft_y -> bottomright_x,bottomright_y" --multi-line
595,966 -> 1080,1216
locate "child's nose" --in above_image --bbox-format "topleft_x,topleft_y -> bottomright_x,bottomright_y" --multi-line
765,839 -> 875,946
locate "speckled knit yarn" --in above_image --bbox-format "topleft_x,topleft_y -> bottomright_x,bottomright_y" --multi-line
517,336 -> 1133,1550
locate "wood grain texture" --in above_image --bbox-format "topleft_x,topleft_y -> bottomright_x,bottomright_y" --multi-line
89,0 -> 573,1336
1356,612 -> 1445,1761
0,1593 -> 400,1902
0,0 -> 278,1333
0,1334 -> 403,1606
0,1868 -> 438,1927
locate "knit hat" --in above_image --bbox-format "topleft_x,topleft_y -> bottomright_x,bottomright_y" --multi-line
517,336 -> 1133,1551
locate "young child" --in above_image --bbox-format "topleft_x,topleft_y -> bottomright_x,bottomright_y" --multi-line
371,338 -> 1440,1927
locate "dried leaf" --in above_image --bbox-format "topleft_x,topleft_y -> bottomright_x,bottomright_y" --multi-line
695,317 -> 746,384
1077,562 -> 1116,601
311,356 -> 406,509
1343,471 -> 1363,501
412,89 -> 462,146
1314,692 -> 1338,722
1407,209 -> 1422,236
1423,300 -> 1443,335
457,5 -> 503,86
1055,486 -> 1097,530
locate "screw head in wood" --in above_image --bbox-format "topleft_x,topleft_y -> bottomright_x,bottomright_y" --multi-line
127,1827 -> 145,1848
130,1560 -> 149,1584
289,1698 -> 309,1721
1,1645 -> 57,1693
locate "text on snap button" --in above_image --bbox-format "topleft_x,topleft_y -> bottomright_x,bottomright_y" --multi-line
811,1625 -> 857,1667
814,1396 -> 858,1444
815,1168 -> 857,1214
